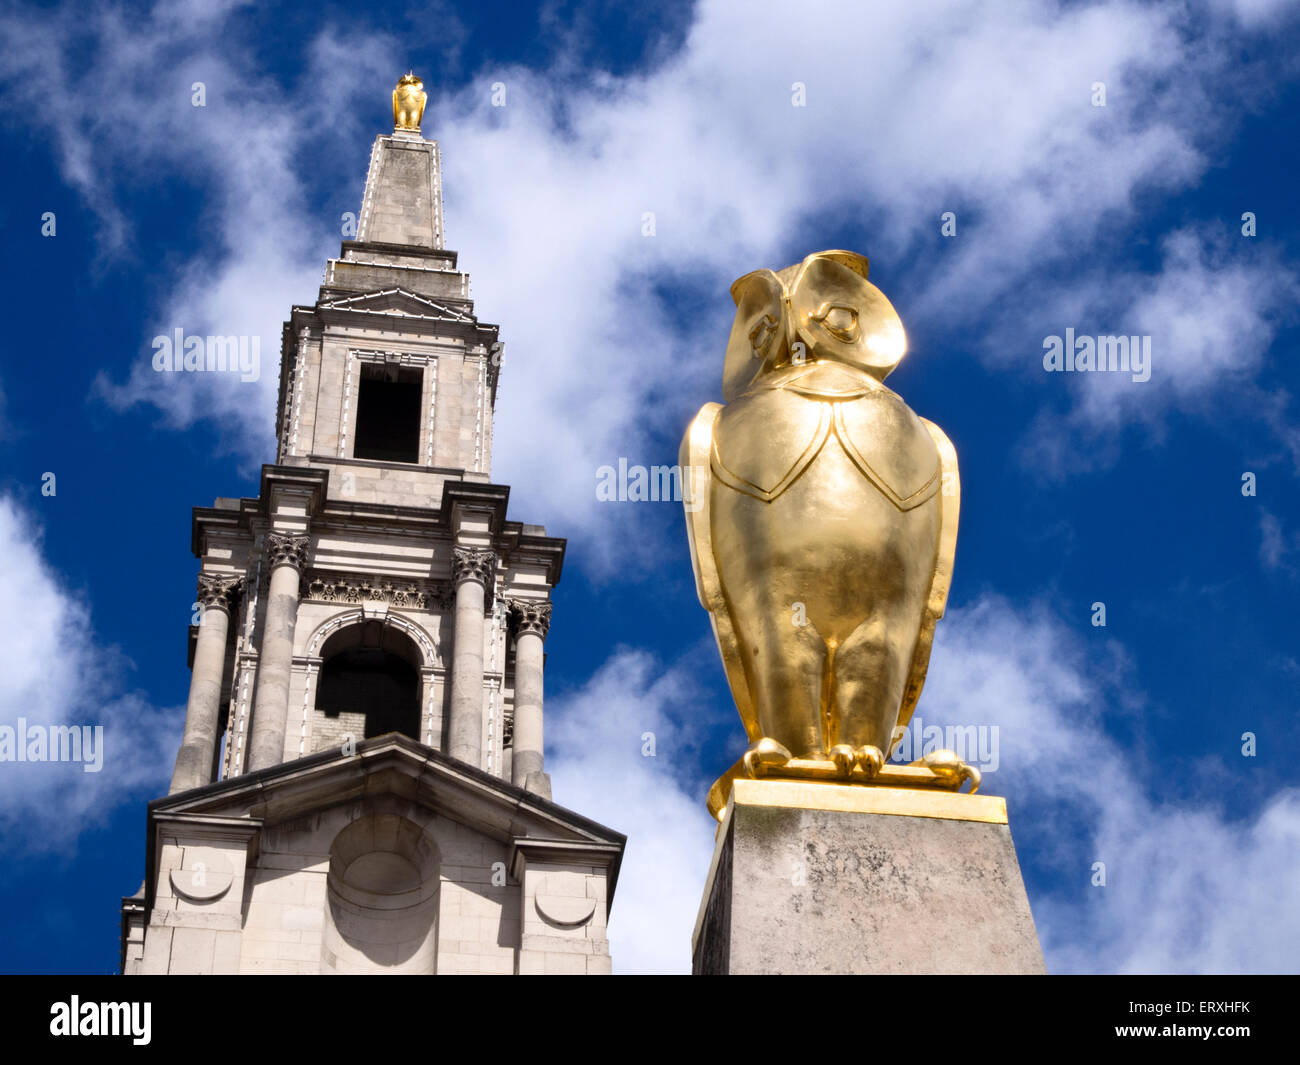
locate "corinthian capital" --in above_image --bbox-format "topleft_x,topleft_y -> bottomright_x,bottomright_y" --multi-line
509,599 -> 553,640
196,573 -> 243,612
265,531 -> 311,572
451,547 -> 496,590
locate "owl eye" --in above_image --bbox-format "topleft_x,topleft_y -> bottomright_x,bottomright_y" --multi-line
749,314 -> 778,355
812,303 -> 859,341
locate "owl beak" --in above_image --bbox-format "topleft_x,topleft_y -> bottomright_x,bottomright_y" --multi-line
777,292 -> 803,367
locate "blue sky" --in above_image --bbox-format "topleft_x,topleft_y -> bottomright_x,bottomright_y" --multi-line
0,0 -> 1297,974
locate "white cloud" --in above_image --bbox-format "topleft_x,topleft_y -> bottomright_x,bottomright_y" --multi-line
3,1 -> 1295,541
0,496 -> 179,848
545,644 -> 726,974
1213,0 -> 1298,27
435,0 -> 1221,535
1017,226 -> 1298,474
925,596 -> 1300,974
1258,510 -> 1298,573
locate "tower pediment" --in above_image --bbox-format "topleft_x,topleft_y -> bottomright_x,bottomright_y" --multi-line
132,736 -> 623,975
319,287 -> 476,323
156,732 -> 624,862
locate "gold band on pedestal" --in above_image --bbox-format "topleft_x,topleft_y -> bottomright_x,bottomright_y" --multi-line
723,778 -> 1007,826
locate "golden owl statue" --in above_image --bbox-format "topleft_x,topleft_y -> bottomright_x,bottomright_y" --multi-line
393,72 -> 427,131
681,250 -> 968,818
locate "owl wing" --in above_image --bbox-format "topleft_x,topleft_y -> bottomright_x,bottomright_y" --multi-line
894,417 -> 960,748
680,402 -> 760,742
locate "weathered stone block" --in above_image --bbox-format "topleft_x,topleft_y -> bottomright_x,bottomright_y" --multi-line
693,779 -> 1046,975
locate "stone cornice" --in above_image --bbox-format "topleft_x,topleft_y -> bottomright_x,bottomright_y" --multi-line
338,239 -> 460,268
258,464 -> 329,521
150,733 -> 625,873
440,479 -> 511,538
190,507 -> 244,559
192,481 -> 563,585
499,523 -> 566,587
311,304 -> 498,345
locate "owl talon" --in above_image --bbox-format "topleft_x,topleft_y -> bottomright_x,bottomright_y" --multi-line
743,737 -> 793,778
914,749 -> 980,791
829,744 -> 856,779
855,745 -> 885,777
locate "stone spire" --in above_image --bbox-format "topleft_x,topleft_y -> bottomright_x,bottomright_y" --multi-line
355,123 -> 445,249
120,78 -> 620,978
273,73 -> 502,499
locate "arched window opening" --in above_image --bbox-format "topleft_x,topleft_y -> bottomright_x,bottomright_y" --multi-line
315,621 -> 422,743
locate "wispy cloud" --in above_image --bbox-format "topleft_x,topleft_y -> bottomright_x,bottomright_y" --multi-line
3,1 -> 1296,540
1258,509 -> 1299,573
546,643 -> 726,974
1018,226 -> 1299,475
0,495 -> 178,848
925,596 -> 1299,973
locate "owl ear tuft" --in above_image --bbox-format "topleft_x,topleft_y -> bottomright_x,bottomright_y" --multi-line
803,249 -> 870,280
729,268 -> 782,305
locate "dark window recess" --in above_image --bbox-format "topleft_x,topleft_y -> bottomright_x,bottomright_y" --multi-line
316,648 -> 420,741
353,364 -> 422,463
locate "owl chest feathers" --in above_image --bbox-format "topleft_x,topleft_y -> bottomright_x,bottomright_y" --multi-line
710,365 -> 941,509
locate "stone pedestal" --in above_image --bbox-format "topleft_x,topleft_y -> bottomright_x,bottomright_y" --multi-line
692,778 -> 1046,975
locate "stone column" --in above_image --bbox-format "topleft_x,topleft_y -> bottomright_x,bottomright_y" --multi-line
509,599 -> 552,796
247,532 -> 309,772
448,547 -> 494,769
169,574 -> 242,794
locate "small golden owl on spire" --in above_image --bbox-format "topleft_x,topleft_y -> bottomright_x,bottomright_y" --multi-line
393,72 -> 427,132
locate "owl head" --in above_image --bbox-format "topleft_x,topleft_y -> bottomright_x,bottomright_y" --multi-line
721,249 -> 907,401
